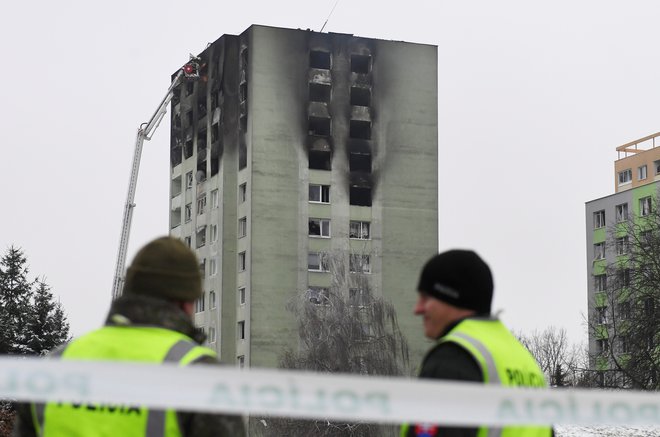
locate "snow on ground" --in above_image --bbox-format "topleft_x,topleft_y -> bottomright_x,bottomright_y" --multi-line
556,426 -> 660,436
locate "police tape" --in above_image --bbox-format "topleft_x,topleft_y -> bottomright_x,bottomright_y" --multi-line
1,356 -> 659,427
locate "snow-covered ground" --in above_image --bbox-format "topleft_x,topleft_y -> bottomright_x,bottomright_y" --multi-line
556,426 -> 660,436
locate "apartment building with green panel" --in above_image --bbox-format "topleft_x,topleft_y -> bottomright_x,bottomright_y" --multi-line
168,25 -> 438,369
585,132 -> 660,385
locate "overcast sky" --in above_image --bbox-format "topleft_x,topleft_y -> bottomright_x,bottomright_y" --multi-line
2,0 -> 659,346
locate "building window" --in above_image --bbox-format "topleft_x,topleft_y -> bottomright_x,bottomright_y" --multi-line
171,176 -> 182,197
210,224 -> 218,243
594,274 -> 607,292
638,165 -> 648,181
351,54 -> 371,74
349,288 -> 368,307
199,259 -> 206,277
196,226 -> 206,248
640,196 -> 652,216
209,258 -> 217,276
308,218 -> 330,238
197,195 -> 207,215
596,306 -> 608,325
349,120 -> 371,140
615,236 -> 629,255
238,287 -> 246,305
349,221 -> 370,239
184,236 -> 191,248
309,50 -> 331,69
309,184 -> 330,203
350,86 -> 371,107
208,326 -> 216,344
349,254 -> 371,274
350,186 -> 372,207
618,300 -> 630,320
597,338 -> 609,354
309,150 -> 332,171
618,169 -> 632,185
239,183 -> 247,203
211,189 -> 219,209
209,290 -> 216,309
309,83 -> 331,103
237,355 -> 245,368
617,268 -> 631,287
308,252 -> 329,272
238,217 -> 247,238
238,251 -> 246,272
615,203 -> 628,222
593,242 -> 605,260
195,291 -> 206,313
306,287 -> 330,305
186,171 -> 194,189
238,321 -> 246,340
655,160 -> 660,175
620,336 -> 630,354
593,210 -> 605,229
185,204 -> 192,222
308,116 -> 331,136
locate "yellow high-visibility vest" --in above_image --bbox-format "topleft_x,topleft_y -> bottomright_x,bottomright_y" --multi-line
31,326 -> 216,437
402,318 -> 553,437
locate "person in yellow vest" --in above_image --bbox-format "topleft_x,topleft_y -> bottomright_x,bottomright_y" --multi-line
13,236 -> 245,437
401,249 -> 554,437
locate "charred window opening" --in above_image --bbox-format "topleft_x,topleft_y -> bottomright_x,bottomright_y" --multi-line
211,123 -> 219,143
309,150 -> 331,171
185,110 -> 193,126
349,152 -> 371,173
211,92 -> 218,109
184,140 -> 193,159
309,83 -> 331,103
173,114 -> 182,129
171,145 -> 182,166
186,81 -> 194,96
211,157 -> 219,177
350,120 -> 371,140
309,117 -> 331,136
350,186 -> 372,207
350,87 -> 371,107
172,87 -> 181,106
241,48 -> 249,69
240,82 -> 248,102
239,141 -> 247,170
198,98 -> 207,117
351,54 -> 371,74
310,51 -> 331,70
240,114 -> 248,132
196,163 -> 207,182
197,129 -> 207,151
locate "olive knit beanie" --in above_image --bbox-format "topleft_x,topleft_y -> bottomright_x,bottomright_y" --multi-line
417,249 -> 493,314
122,236 -> 202,302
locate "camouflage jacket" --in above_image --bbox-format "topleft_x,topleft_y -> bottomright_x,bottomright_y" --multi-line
12,294 -> 246,437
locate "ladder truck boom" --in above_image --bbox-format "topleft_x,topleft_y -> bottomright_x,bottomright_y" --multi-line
111,58 -> 201,299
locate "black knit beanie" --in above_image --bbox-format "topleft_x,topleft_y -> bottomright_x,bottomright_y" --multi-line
417,249 -> 493,314
122,236 -> 202,302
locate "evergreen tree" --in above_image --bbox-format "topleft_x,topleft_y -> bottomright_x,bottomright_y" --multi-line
0,246 -> 70,355
25,280 -> 70,355
0,246 -> 34,354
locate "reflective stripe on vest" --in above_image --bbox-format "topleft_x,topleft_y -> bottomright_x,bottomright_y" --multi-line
32,327 -> 215,437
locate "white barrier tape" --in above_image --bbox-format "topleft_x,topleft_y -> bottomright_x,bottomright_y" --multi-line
0,357 -> 659,427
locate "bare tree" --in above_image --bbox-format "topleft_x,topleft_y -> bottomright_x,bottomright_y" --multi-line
255,250 -> 408,436
588,193 -> 660,389
516,327 -> 587,387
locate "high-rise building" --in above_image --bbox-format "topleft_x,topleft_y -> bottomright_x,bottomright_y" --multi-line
585,132 -> 660,386
169,25 -> 438,369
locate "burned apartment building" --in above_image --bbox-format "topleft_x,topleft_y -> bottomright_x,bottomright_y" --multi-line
168,25 -> 438,369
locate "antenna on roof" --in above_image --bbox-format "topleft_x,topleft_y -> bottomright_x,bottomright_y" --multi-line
320,0 -> 340,33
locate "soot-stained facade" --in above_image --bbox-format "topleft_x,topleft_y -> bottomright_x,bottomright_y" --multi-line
168,25 -> 438,369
